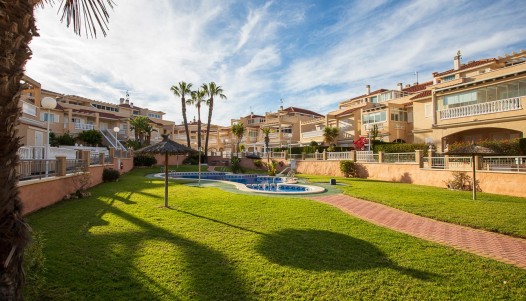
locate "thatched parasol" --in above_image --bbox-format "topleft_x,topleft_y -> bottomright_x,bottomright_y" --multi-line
445,144 -> 498,200
137,134 -> 194,207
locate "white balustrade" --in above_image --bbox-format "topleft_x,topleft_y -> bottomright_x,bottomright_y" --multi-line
75,123 -> 95,130
483,156 -> 526,172
439,97 -> 522,120
327,151 -> 353,160
383,153 -> 416,163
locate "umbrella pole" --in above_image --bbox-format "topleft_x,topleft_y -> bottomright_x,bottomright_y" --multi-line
165,152 -> 169,207
472,154 -> 476,201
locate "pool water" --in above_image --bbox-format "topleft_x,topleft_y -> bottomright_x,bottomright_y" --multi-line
170,172 -> 288,184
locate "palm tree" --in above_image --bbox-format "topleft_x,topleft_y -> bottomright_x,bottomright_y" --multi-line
1,1 -> 114,299
187,89 -> 206,151
261,127 -> 272,163
323,126 -> 340,151
129,116 -> 150,145
231,123 -> 245,157
201,82 -> 226,156
170,82 -> 193,147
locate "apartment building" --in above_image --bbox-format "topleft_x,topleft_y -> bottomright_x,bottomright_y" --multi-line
17,75 -> 175,152
232,106 -> 323,152
412,50 -> 526,151
173,119 -> 231,153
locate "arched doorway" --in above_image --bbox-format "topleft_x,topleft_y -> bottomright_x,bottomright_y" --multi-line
442,127 -> 522,150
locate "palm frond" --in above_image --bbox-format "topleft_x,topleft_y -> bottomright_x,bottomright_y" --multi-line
59,0 -> 115,38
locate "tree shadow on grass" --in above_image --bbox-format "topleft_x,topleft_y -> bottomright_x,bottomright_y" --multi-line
256,229 -> 436,280
34,197 -> 250,300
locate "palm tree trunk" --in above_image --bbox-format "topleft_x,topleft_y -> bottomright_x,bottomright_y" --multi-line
204,97 -> 213,156
0,2 -> 36,299
182,97 -> 191,147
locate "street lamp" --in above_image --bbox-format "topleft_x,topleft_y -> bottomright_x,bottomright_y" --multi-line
113,126 -> 120,149
198,146 -> 202,187
42,97 -> 57,176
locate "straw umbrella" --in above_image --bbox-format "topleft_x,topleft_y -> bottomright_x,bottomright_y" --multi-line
445,144 -> 497,200
137,134 -> 194,207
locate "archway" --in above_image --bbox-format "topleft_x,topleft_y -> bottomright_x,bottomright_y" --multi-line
442,127 -> 522,150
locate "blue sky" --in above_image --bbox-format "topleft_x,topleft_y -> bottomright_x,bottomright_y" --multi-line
26,0 -> 526,126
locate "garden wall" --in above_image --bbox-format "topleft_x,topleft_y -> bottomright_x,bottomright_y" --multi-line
296,160 -> 526,198
20,159 -> 134,216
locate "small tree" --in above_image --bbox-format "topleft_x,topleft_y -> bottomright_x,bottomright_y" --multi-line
323,126 -> 339,151
261,127 -> 272,164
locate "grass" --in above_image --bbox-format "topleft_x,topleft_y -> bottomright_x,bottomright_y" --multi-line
26,168 -> 526,300
300,174 -> 526,238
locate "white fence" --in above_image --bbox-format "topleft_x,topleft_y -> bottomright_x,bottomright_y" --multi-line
327,152 -> 353,160
483,156 -> 526,172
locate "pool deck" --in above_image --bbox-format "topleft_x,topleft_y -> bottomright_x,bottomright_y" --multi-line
310,194 -> 526,269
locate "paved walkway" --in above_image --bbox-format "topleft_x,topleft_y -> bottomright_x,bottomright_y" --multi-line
310,194 -> 526,269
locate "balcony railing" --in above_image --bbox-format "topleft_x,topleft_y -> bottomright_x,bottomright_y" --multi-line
75,123 -> 95,130
302,130 -> 324,139
439,97 -> 522,120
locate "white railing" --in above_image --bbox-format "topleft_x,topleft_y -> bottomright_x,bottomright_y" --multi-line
439,97 -> 522,120
22,102 -> 37,116
50,147 -> 78,159
483,156 -> 526,172
271,152 -> 286,159
448,157 -> 472,170
356,151 -> 375,162
302,130 -> 324,139
18,146 -> 44,159
304,152 -> 323,160
75,123 -> 95,130
383,153 -> 416,163
327,151 -> 353,161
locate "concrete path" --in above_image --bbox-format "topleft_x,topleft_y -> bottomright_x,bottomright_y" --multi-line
310,194 -> 526,269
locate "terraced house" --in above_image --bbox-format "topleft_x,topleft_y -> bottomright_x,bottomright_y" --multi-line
412,50 -> 526,151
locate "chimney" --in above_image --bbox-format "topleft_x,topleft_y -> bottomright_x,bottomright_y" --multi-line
279,106 -> 283,110
405,84 -> 411,88
454,50 -> 462,70
366,85 -> 371,95
125,99 -> 129,105
119,97 -> 124,104
130,102 -> 133,108
397,83 -> 403,91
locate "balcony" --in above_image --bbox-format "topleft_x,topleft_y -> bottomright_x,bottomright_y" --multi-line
302,130 -> 324,139
75,123 -> 95,130
439,97 -> 522,120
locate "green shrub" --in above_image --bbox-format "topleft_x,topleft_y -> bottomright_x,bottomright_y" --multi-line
57,131 -> 76,146
24,231 -> 46,300
340,160 -> 358,178
449,139 -> 521,155
266,160 -> 277,176
77,129 -> 103,146
519,138 -> 526,155
253,159 -> 263,168
183,152 -> 205,165
230,156 -> 243,174
102,168 -> 120,182
134,154 -> 157,167
373,142 -> 429,153
125,139 -> 142,150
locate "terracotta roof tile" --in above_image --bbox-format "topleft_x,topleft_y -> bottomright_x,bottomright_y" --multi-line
401,81 -> 433,93
433,58 -> 496,77
410,90 -> 431,100
283,106 -> 323,117
341,89 -> 389,103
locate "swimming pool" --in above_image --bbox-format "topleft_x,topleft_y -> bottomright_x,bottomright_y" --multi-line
159,171 -> 325,195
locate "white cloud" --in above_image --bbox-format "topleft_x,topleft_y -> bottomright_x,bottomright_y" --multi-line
25,0 -> 526,126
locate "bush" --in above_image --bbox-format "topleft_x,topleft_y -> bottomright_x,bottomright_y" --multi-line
373,142 -> 429,153
445,171 -> 481,192
24,231 -> 46,300
57,131 -> 76,146
102,168 -> 120,182
77,129 -> 103,146
125,139 -> 142,150
266,160 -> 277,176
134,154 -> 157,167
449,140 -> 521,156
340,160 -> 358,178
182,152 -> 205,165
253,159 -> 263,168
230,156 -> 243,174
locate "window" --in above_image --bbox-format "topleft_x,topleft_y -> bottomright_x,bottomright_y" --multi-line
148,113 -> 161,119
369,96 -> 378,103
362,111 -> 386,124
133,110 -> 139,115
390,109 -> 408,122
42,112 -> 58,122
443,75 -> 455,82
424,103 -> 432,118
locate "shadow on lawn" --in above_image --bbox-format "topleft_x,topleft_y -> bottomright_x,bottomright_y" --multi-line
257,229 -> 435,280
38,196 -> 250,300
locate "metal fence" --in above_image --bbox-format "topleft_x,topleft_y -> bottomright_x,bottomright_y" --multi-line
383,153 -> 416,163
18,159 -> 57,180
483,156 -> 526,172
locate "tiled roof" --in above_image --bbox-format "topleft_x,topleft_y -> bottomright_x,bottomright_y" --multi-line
401,81 -> 433,93
410,90 -> 431,100
244,114 -> 265,118
283,106 -> 323,117
118,103 -> 143,110
433,58 -> 496,77
74,109 -> 124,120
341,89 -> 388,103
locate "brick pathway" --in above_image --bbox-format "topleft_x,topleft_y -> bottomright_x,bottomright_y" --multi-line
310,194 -> 526,269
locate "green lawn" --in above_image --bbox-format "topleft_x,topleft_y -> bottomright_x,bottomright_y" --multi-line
301,175 -> 526,238
26,168 -> 526,300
